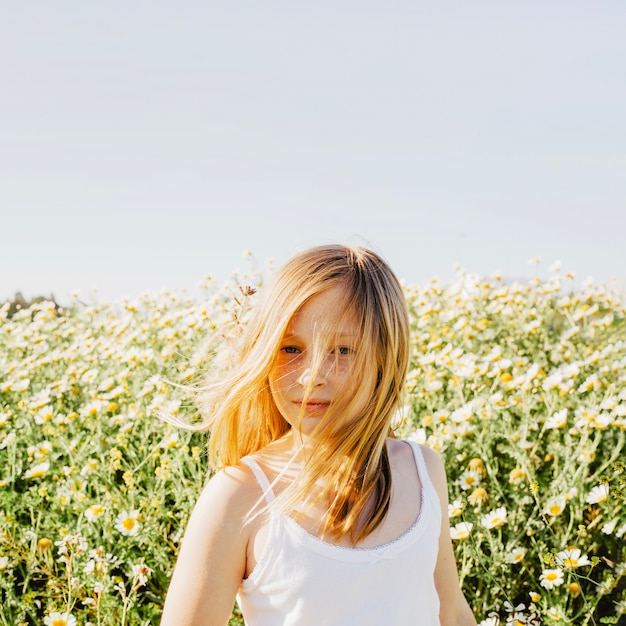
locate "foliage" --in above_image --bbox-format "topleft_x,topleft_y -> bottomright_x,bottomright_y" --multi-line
0,264 -> 624,625
399,267 -> 626,625
1,292 -> 61,319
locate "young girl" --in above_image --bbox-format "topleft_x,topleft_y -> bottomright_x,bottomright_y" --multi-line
161,245 -> 476,626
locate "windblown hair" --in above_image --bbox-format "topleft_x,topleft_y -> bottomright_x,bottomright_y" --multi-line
197,244 -> 410,543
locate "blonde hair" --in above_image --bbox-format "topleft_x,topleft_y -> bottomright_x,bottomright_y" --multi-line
198,244 -> 410,543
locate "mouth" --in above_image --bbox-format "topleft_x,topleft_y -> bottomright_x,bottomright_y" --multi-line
293,400 -> 330,415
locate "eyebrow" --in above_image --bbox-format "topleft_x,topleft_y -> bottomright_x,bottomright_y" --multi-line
281,332 -> 358,341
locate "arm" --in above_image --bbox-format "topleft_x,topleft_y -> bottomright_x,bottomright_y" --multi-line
422,446 -> 477,626
160,465 -> 257,626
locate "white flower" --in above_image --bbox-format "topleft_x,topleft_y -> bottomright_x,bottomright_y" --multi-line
545,409 -> 567,430
13,378 -> 30,392
451,404 -> 474,423
546,606 -> 564,622
540,568 -> 564,589
425,378 -> 443,393
0,431 -> 16,449
556,548 -> 591,569
542,372 -> 563,391
505,547 -> 527,564
408,428 -> 427,445
450,522 -> 473,540
578,374 -> 600,393
457,469 -> 482,491
85,504 -> 106,522
0,555 -> 9,571
593,412 -> 613,429
23,461 -> 50,479
448,499 -> 463,518
504,601 -> 527,624
477,618 -> 499,626
114,509 -> 141,536
543,495 -> 567,517
601,519 -> 618,535
586,484 -> 609,504
131,562 -> 152,587
27,440 -> 53,459
44,612 -> 77,626
160,432 -> 180,450
481,507 -> 507,529
55,533 -> 88,559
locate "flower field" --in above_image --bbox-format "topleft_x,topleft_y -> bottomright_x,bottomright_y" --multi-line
1,265 -> 625,625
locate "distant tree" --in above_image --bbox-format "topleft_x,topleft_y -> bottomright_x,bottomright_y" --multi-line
2,292 -> 61,318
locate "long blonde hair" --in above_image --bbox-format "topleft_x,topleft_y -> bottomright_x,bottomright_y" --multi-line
198,244 -> 410,543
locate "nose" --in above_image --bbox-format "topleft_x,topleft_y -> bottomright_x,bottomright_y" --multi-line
297,358 -> 327,388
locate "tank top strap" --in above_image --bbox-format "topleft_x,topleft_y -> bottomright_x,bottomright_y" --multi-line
240,456 -> 276,504
405,440 -> 436,494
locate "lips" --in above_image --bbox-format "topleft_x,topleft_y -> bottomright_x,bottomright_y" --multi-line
293,400 -> 330,415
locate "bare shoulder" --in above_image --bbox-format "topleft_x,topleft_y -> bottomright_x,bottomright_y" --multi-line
192,462 -> 261,522
161,462 -> 263,625
398,441 -> 449,497
418,444 -> 446,478
386,438 -> 444,473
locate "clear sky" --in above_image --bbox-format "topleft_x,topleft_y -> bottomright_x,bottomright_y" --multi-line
2,1 -> 625,304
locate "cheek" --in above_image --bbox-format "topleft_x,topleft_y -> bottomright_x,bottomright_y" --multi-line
269,364 -> 294,394
350,368 -> 377,403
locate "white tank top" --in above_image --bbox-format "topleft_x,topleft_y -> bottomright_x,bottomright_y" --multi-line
237,441 -> 441,626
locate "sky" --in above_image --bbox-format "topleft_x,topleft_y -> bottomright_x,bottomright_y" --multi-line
2,1 -> 625,305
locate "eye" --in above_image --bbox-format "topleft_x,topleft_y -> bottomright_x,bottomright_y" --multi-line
334,346 -> 354,356
280,346 -> 301,354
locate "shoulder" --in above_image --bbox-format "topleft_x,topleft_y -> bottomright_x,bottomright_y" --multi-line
398,440 -> 449,496
416,443 -> 446,476
161,461 -> 262,625
191,461 -> 262,527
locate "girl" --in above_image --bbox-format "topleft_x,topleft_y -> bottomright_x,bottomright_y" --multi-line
161,245 -> 476,626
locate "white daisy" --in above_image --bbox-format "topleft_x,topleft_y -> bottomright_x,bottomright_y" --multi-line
556,548 -> 590,569
450,522 -> 473,540
23,461 -> 50,479
543,495 -> 567,517
545,409 -> 567,430
43,612 -> 77,626
540,568 -> 564,589
481,507 -> 507,529
505,547 -> 527,564
586,484 -> 609,504
457,469 -> 482,491
114,509 -> 141,536
448,499 -> 463,518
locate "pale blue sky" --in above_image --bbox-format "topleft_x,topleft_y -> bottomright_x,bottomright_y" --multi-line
2,1 -> 625,303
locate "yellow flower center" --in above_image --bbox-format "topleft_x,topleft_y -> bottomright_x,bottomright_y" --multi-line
122,518 -> 136,531
52,620 -> 67,626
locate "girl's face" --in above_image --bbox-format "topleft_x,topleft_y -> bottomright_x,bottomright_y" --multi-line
269,285 -> 376,434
